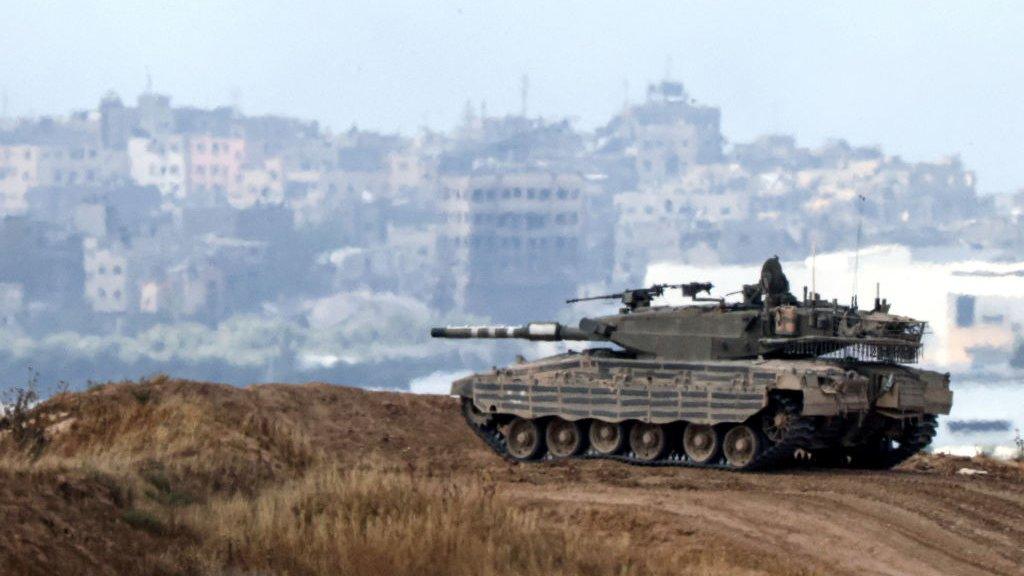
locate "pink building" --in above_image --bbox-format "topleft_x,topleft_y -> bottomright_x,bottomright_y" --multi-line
186,135 -> 246,198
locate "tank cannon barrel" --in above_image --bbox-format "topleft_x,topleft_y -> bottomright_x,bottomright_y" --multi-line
430,322 -> 597,341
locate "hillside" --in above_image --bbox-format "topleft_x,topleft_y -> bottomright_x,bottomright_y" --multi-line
0,377 -> 1022,576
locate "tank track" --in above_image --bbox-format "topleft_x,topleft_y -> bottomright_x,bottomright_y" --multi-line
460,396 -> 820,472
844,414 -> 938,470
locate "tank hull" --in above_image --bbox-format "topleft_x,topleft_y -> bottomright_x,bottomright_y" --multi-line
452,350 -> 951,471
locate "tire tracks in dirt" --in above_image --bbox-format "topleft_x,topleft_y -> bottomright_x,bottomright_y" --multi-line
501,464 -> 1024,576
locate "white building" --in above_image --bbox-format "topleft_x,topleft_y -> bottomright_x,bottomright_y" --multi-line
83,238 -> 129,313
0,145 -> 39,216
232,158 -> 285,209
128,135 -> 186,200
139,281 -> 162,314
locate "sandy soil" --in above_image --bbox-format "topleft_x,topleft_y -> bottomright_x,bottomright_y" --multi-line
2,380 -> 1022,575
241,384 -> 1024,576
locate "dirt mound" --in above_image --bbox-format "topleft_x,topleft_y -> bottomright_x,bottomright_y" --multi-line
0,467 -> 184,576
1,377 -> 1022,576
19,377 -> 475,491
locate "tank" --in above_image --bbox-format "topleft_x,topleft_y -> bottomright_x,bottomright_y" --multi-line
431,257 -> 952,471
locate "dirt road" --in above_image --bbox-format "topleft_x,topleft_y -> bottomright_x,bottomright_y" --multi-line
497,460 -> 1023,576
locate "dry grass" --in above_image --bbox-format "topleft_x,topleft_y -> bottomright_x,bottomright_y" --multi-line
3,376 -> 317,496
0,377 -> 805,576
177,462 -> 780,576
181,464 -> 645,576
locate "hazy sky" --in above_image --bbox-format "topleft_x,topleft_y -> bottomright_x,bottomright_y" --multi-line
2,1 -> 1021,192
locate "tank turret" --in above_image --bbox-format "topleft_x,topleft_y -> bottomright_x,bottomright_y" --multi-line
433,256 -> 951,471
432,257 -> 924,363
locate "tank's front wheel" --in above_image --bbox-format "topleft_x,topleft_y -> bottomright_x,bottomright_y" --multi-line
546,418 -> 586,458
589,420 -> 626,455
723,424 -> 761,468
506,417 -> 545,460
630,422 -> 667,461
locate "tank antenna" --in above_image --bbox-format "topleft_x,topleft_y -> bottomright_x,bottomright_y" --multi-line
852,194 -> 866,307
811,241 -> 817,308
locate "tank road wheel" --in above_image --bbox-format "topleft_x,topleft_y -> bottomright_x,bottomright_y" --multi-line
682,424 -> 720,465
506,417 -> 545,460
629,422 -> 668,461
546,418 -> 586,458
589,420 -> 627,455
723,425 -> 761,469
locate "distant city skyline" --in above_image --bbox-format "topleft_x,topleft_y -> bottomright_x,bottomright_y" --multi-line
2,1 -> 1021,192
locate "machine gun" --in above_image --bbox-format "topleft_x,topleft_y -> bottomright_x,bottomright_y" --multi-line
566,282 -> 714,312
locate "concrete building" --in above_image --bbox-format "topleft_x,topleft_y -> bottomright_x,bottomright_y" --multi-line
72,203 -> 107,238
600,80 -> 724,187
139,280 -> 162,314
785,152 -> 977,249
0,218 -> 85,312
186,135 -> 246,198
289,169 -> 390,233
387,146 -> 437,195
166,259 -> 226,317
437,171 -> 586,319
233,158 -> 285,209
137,92 -> 174,137
325,224 -> 438,296
613,164 -> 753,282
732,135 -> 815,172
36,142 -> 130,188
0,145 -> 40,216
128,135 -> 187,199
99,92 -> 134,149
83,237 -> 129,313
98,91 -> 173,148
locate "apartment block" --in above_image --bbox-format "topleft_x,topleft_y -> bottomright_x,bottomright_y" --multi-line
0,145 -> 40,216
437,171 -> 586,319
186,135 -> 246,197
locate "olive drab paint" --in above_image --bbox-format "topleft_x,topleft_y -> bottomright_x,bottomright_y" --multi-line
432,257 -> 951,471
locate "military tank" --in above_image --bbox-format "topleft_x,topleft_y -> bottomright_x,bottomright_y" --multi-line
431,257 -> 951,471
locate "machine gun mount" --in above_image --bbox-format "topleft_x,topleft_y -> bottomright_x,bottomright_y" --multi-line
567,281 -> 714,312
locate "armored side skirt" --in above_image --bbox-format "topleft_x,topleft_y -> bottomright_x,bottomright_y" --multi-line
451,355 -> 952,426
